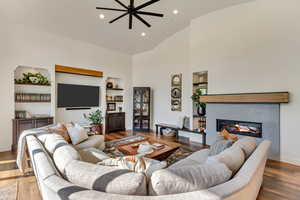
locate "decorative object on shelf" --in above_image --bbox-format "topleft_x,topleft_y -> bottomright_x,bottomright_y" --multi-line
133,87 -> 151,131
106,82 -> 113,89
15,111 -> 26,119
96,0 -> 164,30
15,72 -> 50,85
15,93 -> 51,103
114,96 -> 123,102
106,96 -> 113,102
107,103 -> 116,111
171,74 -> 182,111
83,109 -> 103,135
191,88 -> 206,117
118,106 -> 123,112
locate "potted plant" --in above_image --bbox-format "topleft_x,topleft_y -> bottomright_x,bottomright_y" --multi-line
191,88 -> 206,116
84,109 -> 104,134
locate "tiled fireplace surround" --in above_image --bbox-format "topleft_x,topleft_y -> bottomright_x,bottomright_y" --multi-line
206,103 -> 280,161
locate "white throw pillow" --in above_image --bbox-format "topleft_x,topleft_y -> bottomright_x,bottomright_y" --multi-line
67,123 -> 89,145
149,161 -> 232,196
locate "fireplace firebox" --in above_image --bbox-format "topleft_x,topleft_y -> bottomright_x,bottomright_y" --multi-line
216,119 -> 262,138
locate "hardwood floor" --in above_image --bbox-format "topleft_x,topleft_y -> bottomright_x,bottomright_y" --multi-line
0,131 -> 299,200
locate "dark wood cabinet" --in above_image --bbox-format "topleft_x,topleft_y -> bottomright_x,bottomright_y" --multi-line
133,87 -> 151,131
105,112 -> 126,133
12,117 -> 54,151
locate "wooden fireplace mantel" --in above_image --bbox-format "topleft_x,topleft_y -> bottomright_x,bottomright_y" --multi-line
199,92 -> 289,104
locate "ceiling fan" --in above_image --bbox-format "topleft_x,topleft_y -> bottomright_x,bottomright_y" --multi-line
96,0 -> 164,29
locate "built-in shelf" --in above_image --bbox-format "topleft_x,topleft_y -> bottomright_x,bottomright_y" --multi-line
106,88 -> 124,91
15,83 -> 51,86
193,82 -> 208,86
199,92 -> 289,103
15,101 -> 51,103
107,100 -> 124,103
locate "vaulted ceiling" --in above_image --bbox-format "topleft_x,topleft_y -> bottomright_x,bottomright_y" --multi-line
0,0 -> 252,54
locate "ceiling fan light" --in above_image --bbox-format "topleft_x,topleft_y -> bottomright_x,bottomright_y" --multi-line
141,32 -> 146,37
99,14 -> 105,19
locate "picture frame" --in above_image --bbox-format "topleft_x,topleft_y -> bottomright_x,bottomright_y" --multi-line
107,103 -> 116,111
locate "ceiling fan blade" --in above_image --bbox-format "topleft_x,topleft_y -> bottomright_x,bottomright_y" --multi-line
136,11 -> 163,17
96,7 -> 127,12
109,12 -> 129,24
129,13 -> 133,29
133,13 -> 151,27
135,0 -> 160,11
130,0 -> 134,7
115,0 -> 128,9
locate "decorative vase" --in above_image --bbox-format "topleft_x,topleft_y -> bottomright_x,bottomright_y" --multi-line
106,82 -> 113,89
197,104 -> 206,117
91,124 -> 103,135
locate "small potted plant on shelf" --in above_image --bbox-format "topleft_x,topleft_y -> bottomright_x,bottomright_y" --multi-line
83,109 -> 103,135
191,88 -> 206,117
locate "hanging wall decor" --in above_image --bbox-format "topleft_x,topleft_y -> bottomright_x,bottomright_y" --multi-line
171,74 -> 182,111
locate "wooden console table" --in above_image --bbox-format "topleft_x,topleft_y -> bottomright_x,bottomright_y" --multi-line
155,123 -> 206,146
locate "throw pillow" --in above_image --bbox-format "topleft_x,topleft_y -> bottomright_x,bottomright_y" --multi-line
208,145 -> 245,175
48,123 -> 72,143
149,161 -> 232,196
209,136 -> 234,156
232,136 -> 257,158
66,123 -> 89,145
220,129 -> 238,142
98,155 -> 147,173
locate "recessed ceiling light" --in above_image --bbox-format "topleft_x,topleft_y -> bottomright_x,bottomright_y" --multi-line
99,14 -> 105,19
141,32 -> 146,37
173,9 -> 179,15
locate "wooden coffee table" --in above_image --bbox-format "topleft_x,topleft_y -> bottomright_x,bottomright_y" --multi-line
116,136 -> 181,161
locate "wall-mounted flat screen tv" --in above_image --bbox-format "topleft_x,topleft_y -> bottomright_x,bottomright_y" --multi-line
57,84 -> 100,108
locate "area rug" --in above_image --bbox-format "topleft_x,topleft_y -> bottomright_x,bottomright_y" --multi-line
0,183 -> 17,200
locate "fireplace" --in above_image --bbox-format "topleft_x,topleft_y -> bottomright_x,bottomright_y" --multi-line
216,119 -> 262,138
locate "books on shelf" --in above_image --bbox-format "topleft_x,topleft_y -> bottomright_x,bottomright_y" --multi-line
15,93 -> 51,102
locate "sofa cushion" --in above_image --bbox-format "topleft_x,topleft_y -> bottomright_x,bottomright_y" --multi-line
149,161 -> 232,196
98,156 -> 147,174
169,149 -> 210,169
208,146 -> 245,174
78,147 -> 110,164
67,124 -> 89,145
232,136 -> 257,158
65,160 -> 147,196
44,134 -> 68,154
76,135 -> 105,150
53,144 -> 81,175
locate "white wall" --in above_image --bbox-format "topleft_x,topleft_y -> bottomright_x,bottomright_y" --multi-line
133,0 -> 300,166
133,28 -> 192,128
0,22 -> 132,152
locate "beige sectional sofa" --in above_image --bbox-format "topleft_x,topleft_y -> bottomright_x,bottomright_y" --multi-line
26,131 -> 271,200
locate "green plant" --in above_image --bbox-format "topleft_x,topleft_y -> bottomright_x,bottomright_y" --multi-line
191,88 -> 206,107
83,109 -> 103,125
15,72 -> 50,85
